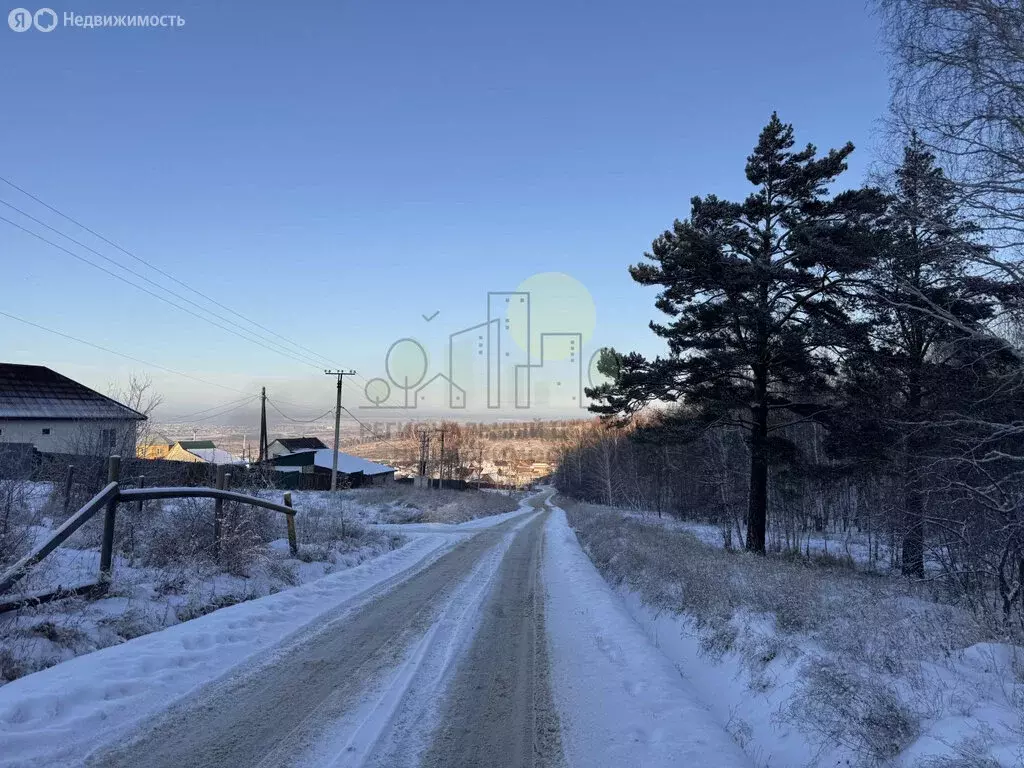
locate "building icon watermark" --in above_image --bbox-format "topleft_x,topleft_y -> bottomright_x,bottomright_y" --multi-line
359,272 -> 615,412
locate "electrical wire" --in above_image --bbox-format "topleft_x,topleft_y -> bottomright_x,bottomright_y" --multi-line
168,395 -> 260,423
0,213 -> 331,371
340,405 -> 403,449
0,175 -> 345,370
168,394 -> 260,421
186,395 -> 261,423
265,398 -> 335,423
0,198 -> 332,370
0,308 -> 250,395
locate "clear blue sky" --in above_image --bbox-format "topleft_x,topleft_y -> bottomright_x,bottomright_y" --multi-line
0,0 -> 890,418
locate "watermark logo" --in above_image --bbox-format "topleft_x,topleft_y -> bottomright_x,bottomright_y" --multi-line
7,8 -> 185,31
358,272 -> 613,412
9,7 -> 57,30
8,8 -> 31,30
33,7 -> 55,30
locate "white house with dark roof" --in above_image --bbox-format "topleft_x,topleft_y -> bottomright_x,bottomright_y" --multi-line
267,436 -> 328,458
0,363 -> 146,456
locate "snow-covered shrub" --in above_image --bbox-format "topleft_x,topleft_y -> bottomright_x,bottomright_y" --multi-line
0,648 -> 26,683
219,505 -> 276,577
786,658 -> 919,763
294,497 -> 404,568
0,476 -> 44,571
138,497 -> 215,567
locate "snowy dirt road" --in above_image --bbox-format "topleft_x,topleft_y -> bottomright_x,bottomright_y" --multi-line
5,491 -> 751,768
88,508 -> 564,768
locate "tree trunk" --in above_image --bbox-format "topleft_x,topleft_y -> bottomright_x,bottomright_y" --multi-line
901,382 -> 925,577
746,390 -> 769,554
901,456 -> 925,577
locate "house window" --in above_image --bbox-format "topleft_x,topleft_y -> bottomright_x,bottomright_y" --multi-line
41,428 -> 50,435
101,428 -> 116,448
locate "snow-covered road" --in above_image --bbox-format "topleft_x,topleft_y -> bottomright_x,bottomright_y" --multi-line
0,492 -> 750,767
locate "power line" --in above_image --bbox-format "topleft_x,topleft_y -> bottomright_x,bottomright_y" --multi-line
186,396 -> 261,423
340,405 -> 403,449
0,197 -> 332,370
265,398 -> 335,423
169,395 -> 260,423
266,395 -> 334,412
0,308 -> 250,395
169,394 -> 259,421
0,212 -> 330,371
0,175 -> 344,371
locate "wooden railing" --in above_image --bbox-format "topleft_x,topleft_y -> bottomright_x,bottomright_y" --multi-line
0,456 -> 299,606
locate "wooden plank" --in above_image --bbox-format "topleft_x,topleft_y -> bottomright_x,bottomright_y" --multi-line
0,482 -> 119,594
0,582 -> 104,614
99,456 -> 121,580
118,487 -> 296,516
284,492 -> 298,556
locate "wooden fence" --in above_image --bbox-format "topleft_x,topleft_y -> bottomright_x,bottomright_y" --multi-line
0,456 -> 298,611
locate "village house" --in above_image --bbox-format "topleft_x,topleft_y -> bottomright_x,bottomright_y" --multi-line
270,448 -> 395,488
164,440 -> 244,465
266,436 -> 327,458
0,363 -> 146,457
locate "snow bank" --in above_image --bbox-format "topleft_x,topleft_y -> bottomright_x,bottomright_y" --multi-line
542,502 -> 752,768
375,494 -> 536,534
0,533 -> 455,768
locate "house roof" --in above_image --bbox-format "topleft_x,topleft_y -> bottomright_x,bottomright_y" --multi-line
273,448 -> 395,476
170,440 -> 242,465
0,364 -> 147,421
271,437 -> 327,452
186,447 -> 244,465
176,440 -> 216,449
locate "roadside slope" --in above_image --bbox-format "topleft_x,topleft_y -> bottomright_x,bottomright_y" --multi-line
543,500 -> 752,768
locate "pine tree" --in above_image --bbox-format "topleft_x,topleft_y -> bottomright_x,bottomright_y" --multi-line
836,135 -> 995,577
589,114 -> 885,553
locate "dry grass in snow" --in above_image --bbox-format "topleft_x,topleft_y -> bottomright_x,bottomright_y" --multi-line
560,496 -> 1024,767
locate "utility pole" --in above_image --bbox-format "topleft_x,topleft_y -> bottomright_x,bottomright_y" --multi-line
417,428 -> 431,488
325,370 -> 357,491
258,387 -> 269,463
437,426 -> 445,490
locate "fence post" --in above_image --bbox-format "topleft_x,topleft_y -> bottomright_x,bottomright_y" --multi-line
213,465 -> 228,562
99,455 -> 121,582
61,464 -> 75,517
136,475 -> 146,515
284,492 -> 298,556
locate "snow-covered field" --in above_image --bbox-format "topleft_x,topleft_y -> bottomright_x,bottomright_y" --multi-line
8,484 -> 1014,767
561,496 -> 1024,767
0,484 -> 521,688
